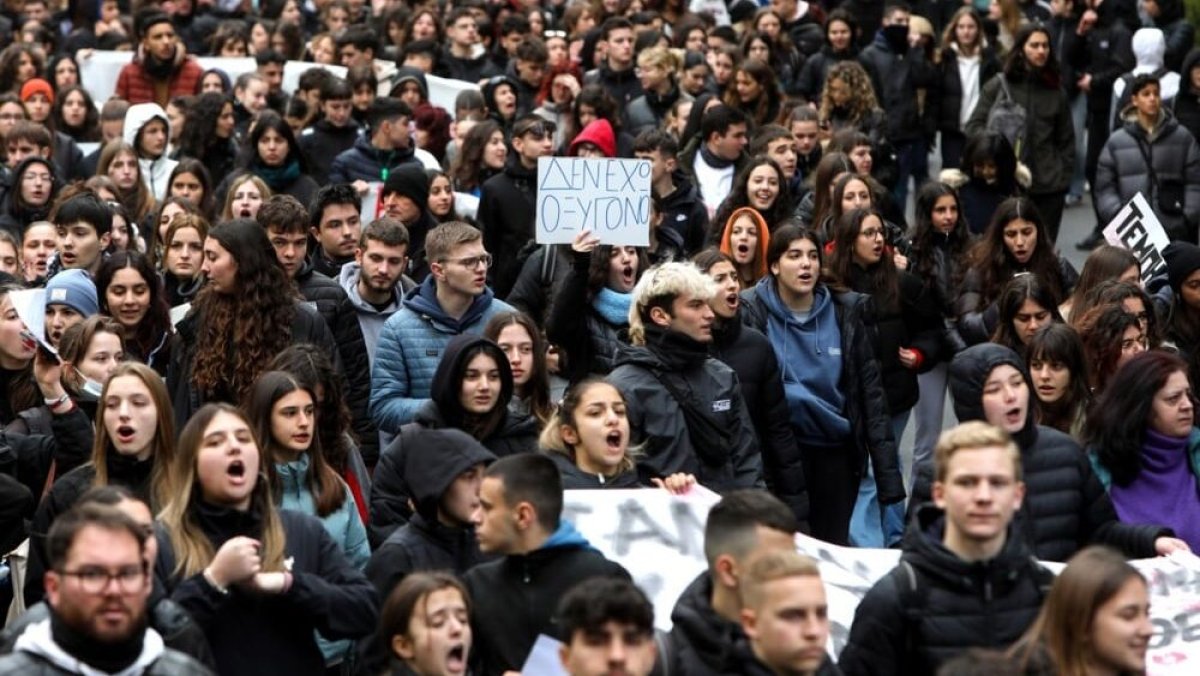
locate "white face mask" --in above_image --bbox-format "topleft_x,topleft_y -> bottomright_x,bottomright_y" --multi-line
78,376 -> 104,400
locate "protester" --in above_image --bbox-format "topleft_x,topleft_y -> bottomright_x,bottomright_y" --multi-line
739,549 -> 840,676
376,572 -> 474,676
558,576 -> 659,676
1026,323 -> 1091,440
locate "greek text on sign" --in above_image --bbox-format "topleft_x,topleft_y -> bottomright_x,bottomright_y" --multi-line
536,157 -> 652,246
1102,192 -> 1170,284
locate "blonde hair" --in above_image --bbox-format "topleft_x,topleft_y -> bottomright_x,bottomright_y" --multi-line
220,173 -> 273,221
637,45 -> 681,72
628,262 -> 716,345
933,421 -> 1022,483
92,363 -> 177,511
741,549 -> 821,609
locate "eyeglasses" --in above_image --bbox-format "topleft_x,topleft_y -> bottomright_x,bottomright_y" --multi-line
859,227 -> 884,239
58,565 -> 147,594
441,253 -> 493,270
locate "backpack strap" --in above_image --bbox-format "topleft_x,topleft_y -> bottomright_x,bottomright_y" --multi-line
897,560 -> 926,661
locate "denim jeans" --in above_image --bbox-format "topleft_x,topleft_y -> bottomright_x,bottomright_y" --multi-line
849,410 -> 910,547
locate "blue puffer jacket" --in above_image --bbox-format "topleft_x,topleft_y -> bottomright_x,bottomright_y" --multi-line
368,277 -> 514,433
276,453 -> 371,666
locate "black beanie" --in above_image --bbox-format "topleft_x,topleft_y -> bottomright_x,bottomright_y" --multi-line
1164,241 -> 1200,293
135,11 -> 173,42
382,165 -> 429,207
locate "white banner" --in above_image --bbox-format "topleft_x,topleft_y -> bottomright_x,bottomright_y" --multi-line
536,157 -> 652,247
1103,192 -> 1170,285
566,489 -> 1200,673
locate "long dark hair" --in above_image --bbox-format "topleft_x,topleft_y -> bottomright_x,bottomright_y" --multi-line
484,311 -> 554,425
450,119 -> 503,193
962,131 -> 1019,195
239,109 -> 308,172
245,370 -> 347,518
440,340 -> 513,442
711,156 -> 793,242
267,345 -> 356,473
825,208 -> 900,313
95,251 -> 172,365
1004,24 -> 1061,88
1085,280 -> 1161,349
168,158 -> 215,221
191,219 -> 297,401
1026,323 -> 1090,434
990,274 -> 1064,354
177,92 -> 232,161
968,196 -> 1066,308
1075,303 -> 1144,394
51,85 -> 100,142
1087,351 -> 1191,485
910,181 -> 970,284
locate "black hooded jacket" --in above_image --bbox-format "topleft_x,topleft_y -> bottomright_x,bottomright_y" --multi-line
659,170 -> 711,255
365,428 -> 495,595
665,572 -> 763,675
908,343 -> 1169,561
297,118 -> 362,185
838,506 -> 1051,676
1172,48 -> 1200,148
583,60 -> 645,106
368,335 -> 538,545
477,155 -> 538,297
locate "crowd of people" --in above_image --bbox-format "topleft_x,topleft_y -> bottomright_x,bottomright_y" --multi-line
0,0 -> 1199,674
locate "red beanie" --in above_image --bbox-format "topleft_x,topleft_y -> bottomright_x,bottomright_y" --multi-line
20,78 -> 54,105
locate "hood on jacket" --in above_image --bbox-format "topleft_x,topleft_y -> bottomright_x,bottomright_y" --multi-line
429,333 -> 514,427
719,207 -> 771,282
338,261 -> 402,313
13,617 -> 167,676
1183,48 -> 1200,94
405,427 -> 496,522
569,119 -> 616,157
403,274 -> 497,332
948,343 -> 1035,439
123,102 -> 170,153
540,518 -> 594,551
669,572 -> 755,668
1133,28 -> 1167,70
903,504 -> 1037,589
390,67 -> 429,101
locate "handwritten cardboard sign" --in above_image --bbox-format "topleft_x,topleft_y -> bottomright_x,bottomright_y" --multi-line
1102,192 -> 1170,284
536,157 -> 652,246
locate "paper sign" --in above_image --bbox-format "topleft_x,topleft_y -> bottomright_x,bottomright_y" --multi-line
536,157 -> 652,246
520,634 -> 568,676
360,182 -> 385,223
1102,192 -> 1170,284
567,488 -> 1200,672
9,288 -> 56,356
426,73 -> 480,115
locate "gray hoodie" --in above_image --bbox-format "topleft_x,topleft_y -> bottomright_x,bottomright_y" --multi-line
337,261 -> 412,366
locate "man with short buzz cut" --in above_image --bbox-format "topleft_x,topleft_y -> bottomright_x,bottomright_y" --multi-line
664,490 -> 797,675
338,217 -> 416,366
298,79 -> 361,185
369,221 -> 514,433
0,503 -> 210,674
739,550 -> 840,676
309,183 -> 363,278
465,453 -> 629,676
258,194 -> 378,465
839,421 -> 1050,676
114,9 -> 203,107
608,262 -> 763,491
583,17 -> 643,106
558,577 -> 658,676
679,105 -> 750,216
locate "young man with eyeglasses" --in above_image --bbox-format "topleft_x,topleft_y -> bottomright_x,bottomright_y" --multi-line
370,221 -> 514,435
476,114 -> 555,297
0,503 -> 210,674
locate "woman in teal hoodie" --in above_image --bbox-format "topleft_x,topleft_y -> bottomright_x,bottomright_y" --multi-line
244,370 -> 370,668
741,223 -> 904,545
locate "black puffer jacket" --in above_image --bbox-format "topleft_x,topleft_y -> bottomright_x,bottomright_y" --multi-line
297,119 -> 361,185
659,171 -> 710,255
583,62 -> 644,106
934,46 -> 1001,134
0,407 -> 92,513
966,72 -> 1075,195
838,506 -> 1051,676
741,283 -> 906,506
462,524 -> 629,676
369,336 -> 537,544
665,572 -> 762,675
294,262 -> 379,465
504,244 -> 572,326
859,33 -> 937,143
710,314 -> 808,527
909,343 -> 1169,561
365,428 -> 495,593
909,232 -> 970,360
1095,109 -> 1200,241
167,301 -> 341,424
546,451 -> 642,489
155,506 -> 379,676
954,256 -> 1079,346
477,155 -> 538,297
545,250 -> 630,382
607,326 -> 764,492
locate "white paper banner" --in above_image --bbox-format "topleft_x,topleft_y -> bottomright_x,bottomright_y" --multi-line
1102,192 -> 1170,284
536,157 -> 652,246
9,288 -> 55,356
566,489 -> 1200,673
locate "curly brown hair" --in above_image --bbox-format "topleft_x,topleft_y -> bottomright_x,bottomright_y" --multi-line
819,61 -> 879,129
191,219 -> 296,402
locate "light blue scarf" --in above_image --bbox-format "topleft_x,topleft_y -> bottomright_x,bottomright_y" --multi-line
592,287 -> 632,326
